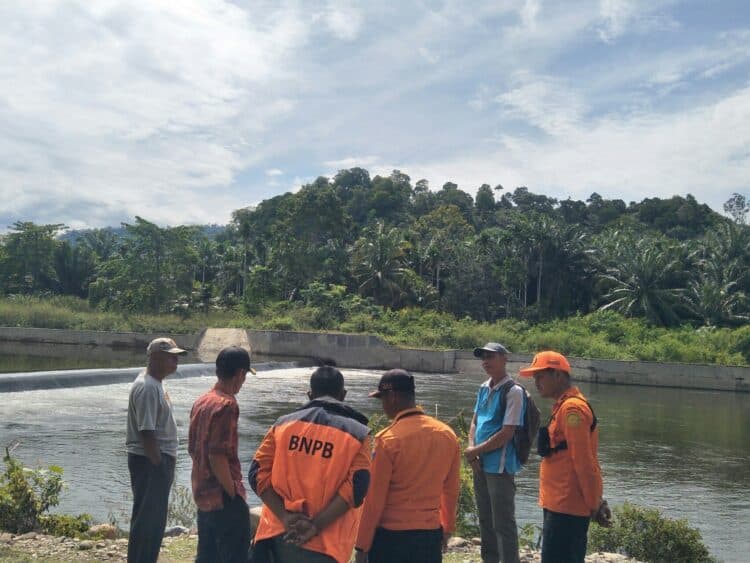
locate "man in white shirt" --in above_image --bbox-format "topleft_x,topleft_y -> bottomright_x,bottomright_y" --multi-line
126,337 -> 186,563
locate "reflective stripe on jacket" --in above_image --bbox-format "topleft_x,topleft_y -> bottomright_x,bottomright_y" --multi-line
249,397 -> 371,563
355,407 -> 461,553
539,387 -> 602,517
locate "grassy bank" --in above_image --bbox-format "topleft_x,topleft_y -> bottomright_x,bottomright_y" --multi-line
1,295 -> 748,366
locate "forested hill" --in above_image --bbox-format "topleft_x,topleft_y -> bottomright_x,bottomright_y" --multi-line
1,168 -> 748,329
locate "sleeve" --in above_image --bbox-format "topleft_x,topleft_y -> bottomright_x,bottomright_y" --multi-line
355,436 -> 394,553
562,404 -> 602,512
134,384 -> 159,432
206,403 -> 236,456
249,426 -> 276,495
439,435 -> 461,534
337,435 -> 372,508
502,385 -> 523,427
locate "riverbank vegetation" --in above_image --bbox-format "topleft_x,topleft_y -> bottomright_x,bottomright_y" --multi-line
1,172 -> 749,363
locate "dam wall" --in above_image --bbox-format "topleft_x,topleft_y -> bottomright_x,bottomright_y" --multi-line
1,326 -> 748,392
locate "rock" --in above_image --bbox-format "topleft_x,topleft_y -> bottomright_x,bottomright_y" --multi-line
163,525 -> 190,537
78,540 -> 94,550
88,523 -> 118,539
17,532 -> 37,540
0,532 -> 13,542
471,536 -> 482,545
447,536 -> 469,548
115,538 -> 128,545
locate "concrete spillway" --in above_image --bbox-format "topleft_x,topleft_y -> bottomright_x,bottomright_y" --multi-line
0,361 -> 298,392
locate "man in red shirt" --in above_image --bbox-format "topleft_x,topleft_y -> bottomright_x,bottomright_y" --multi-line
188,346 -> 255,563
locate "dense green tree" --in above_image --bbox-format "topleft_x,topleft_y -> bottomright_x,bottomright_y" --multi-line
723,193 -> 749,225
90,217 -> 197,313
0,222 -> 66,293
598,237 -> 685,326
351,222 -> 409,307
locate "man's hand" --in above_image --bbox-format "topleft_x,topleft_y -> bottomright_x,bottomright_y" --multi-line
591,500 -> 612,528
282,514 -> 317,545
464,446 -> 481,471
463,445 -> 480,462
354,551 -> 368,563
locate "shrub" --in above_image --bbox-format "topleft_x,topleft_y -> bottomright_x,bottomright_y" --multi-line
0,447 -> 64,534
40,513 -> 92,537
588,502 -> 714,562
167,484 -> 196,528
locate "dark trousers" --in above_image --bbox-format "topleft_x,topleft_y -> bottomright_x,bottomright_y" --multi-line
196,492 -> 251,562
269,537 -> 336,562
473,469 -> 520,563
127,453 -> 175,563
541,509 -> 590,563
368,527 -> 443,563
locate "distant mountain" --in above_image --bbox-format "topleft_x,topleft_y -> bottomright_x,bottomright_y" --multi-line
59,224 -> 227,244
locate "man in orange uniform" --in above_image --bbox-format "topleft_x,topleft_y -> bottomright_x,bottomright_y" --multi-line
354,369 -> 461,563
248,366 -> 371,563
519,351 -> 610,563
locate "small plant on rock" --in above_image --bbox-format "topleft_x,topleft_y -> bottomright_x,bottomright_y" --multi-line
588,502 -> 715,562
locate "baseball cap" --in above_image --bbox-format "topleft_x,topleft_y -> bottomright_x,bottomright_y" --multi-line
473,342 -> 510,358
369,369 -> 415,398
519,351 -> 571,377
146,337 -> 187,356
216,346 -> 256,376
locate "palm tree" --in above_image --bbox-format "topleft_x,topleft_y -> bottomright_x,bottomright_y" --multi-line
351,222 -> 408,307
598,238 -> 685,326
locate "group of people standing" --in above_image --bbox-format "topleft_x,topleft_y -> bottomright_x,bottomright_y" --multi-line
125,337 -> 609,563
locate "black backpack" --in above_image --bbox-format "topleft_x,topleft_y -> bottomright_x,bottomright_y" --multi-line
499,380 -> 541,465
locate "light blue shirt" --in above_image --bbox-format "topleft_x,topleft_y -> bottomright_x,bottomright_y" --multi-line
474,375 -> 525,474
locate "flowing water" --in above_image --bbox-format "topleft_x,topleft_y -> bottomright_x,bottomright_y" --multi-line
0,355 -> 748,561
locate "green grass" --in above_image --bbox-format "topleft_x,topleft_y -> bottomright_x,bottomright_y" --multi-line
1,296 -> 748,366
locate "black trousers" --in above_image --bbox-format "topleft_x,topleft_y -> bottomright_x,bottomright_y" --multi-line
368,527 -> 443,563
541,509 -> 590,563
127,453 -> 175,563
196,492 -> 251,563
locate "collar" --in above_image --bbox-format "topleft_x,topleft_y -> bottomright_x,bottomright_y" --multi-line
553,386 -> 582,409
301,397 -> 369,426
393,407 -> 424,422
481,374 -> 512,390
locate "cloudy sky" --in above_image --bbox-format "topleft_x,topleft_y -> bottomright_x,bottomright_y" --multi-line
1,0 -> 749,230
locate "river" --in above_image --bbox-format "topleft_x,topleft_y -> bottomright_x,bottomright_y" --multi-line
0,354 -> 748,561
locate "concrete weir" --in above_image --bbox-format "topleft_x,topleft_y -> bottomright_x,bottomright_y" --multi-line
0,326 -> 749,393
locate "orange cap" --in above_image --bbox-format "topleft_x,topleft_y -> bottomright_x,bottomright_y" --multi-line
519,351 -> 571,377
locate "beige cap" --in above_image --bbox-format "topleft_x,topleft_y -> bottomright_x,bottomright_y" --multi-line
146,337 -> 187,356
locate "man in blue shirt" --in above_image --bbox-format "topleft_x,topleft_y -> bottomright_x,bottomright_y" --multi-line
464,342 -> 524,563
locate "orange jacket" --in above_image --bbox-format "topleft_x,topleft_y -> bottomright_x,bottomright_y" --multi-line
355,407 -> 461,553
249,397 -> 371,563
539,387 -> 602,517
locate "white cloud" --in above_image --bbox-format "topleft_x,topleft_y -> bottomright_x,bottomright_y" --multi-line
418,46 -> 440,65
597,0 -> 679,43
317,0 -> 363,41
323,156 -> 380,170
265,168 -> 284,177
519,0 -> 541,30
398,85 -> 750,211
496,72 -> 585,136
0,0 -> 307,227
